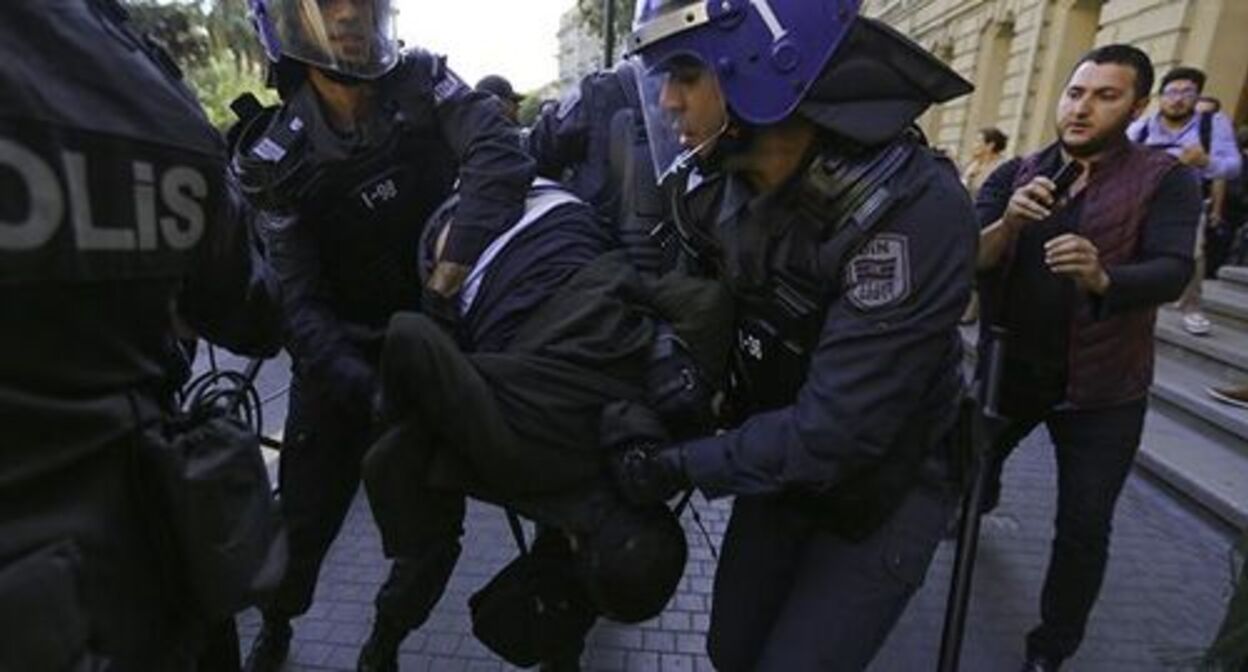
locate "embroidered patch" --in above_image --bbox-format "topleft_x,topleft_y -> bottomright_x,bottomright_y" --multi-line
433,66 -> 469,105
844,233 -> 911,311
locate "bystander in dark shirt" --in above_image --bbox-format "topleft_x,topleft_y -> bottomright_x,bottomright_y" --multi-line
976,149 -> 1201,410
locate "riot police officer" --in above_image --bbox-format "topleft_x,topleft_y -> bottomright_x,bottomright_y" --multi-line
527,61 -> 670,275
1,0 -> 281,669
612,2 -> 977,669
231,1 -> 535,670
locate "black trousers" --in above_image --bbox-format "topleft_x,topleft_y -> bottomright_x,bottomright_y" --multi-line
706,483 -> 956,671
985,371 -> 1148,663
362,314 -> 626,634
264,371 -> 449,632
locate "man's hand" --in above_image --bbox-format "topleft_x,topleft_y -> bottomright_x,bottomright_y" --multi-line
1003,176 -> 1058,230
1178,144 -> 1210,169
1045,233 -> 1110,294
610,444 -> 689,506
426,261 -> 470,298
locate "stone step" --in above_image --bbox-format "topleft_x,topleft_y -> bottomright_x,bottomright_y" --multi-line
1202,279 -> 1248,324
1155,308 -> 1248,375
1152,351 -> 1248,444
1218,264 -> 1248,289
1139,398 -> 1248,529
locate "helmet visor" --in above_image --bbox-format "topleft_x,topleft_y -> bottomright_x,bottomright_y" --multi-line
629,53 -> 728,186
266,0 -> 398,79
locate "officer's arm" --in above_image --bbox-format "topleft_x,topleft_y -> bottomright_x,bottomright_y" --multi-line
432,66 -> 536,265
680,172 -> 976,498
179,174 -> 282,358
527,89 -> 590,180
260,211 -> 376,410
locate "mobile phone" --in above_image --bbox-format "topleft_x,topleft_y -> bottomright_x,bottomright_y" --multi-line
1050,161 -> 1085,200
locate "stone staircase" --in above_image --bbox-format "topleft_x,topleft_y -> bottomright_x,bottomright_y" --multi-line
1144,264 -> 1248,528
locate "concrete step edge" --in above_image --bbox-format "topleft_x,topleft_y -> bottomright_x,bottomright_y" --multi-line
1138,401 -> 1248,529
1154,314 -> 1248,374
1218,265 -> 1248,287
1204,281 -> 1248,323
1150,359 -> 1248,442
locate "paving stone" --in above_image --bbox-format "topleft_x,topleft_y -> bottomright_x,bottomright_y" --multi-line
214,351 -> 1236,671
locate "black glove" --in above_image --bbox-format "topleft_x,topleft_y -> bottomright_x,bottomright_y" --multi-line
645,323 -> 716,439
610,443 -> 689,506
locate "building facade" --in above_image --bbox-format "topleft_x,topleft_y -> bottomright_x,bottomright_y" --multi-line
863,0 -> 1248,162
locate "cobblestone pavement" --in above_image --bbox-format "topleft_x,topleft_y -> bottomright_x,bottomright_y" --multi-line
208,350 -> 1236,671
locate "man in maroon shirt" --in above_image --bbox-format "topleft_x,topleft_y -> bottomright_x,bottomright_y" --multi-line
976,45 -> 1201,671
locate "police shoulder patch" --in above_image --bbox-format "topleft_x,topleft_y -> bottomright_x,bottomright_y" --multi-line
432,63 -> 470,105
843,233 -> 911,311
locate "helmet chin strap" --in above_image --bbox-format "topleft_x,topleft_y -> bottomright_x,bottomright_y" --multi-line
663,116 -> 728,179
315,65 -> 372,87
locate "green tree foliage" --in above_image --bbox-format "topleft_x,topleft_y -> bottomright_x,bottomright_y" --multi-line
576,0 -> 638,42
124,0 -> 274,129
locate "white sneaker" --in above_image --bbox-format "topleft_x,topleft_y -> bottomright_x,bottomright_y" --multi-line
1182,312 -> 1212,336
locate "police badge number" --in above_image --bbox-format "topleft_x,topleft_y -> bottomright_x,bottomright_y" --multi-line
844,234 -> 911,311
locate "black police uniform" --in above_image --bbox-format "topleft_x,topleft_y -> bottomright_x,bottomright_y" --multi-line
666,20 -> 976,671
527,63 -> 669,274
0,1 -> 281,669
231,48 -> 535,636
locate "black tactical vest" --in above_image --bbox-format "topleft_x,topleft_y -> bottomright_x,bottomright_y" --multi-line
0,0 -> 230,395
233,51 -> 459,326
674,135 -> 917,419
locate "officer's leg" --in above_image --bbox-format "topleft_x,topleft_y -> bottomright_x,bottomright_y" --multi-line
753,483 -> 957,671
247,375 -> 370,671
706,496 -> 811,672
1025,399 -> 1146,664
268,375 -> 370,617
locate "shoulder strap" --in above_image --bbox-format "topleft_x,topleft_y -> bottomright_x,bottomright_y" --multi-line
1199,112 -> 1213,154
802,136 -> 919,286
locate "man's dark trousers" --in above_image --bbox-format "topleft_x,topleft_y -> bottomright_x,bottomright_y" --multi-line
986,377 -> 1148,663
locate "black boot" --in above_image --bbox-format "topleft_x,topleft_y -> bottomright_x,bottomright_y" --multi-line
242,617 -> 291,672
356,617 -> 404,672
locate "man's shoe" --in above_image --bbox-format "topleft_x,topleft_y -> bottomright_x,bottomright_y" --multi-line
1209,384 -> 1248,409
356,619 -> 404,672
539,653 -> 582,672
1020,655 -> 1060,672
1182,311 -> 1213,336
242,618 -> 292,672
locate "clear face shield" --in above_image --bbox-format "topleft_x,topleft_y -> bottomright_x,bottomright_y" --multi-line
264,0 -> 399,79
628,53 -> 729,187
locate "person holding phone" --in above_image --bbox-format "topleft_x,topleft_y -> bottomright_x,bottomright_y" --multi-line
974,45 -> 1202,671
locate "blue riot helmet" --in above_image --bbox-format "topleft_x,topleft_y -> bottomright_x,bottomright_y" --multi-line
628,0 -> 862,181
250,0 -> 399,80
